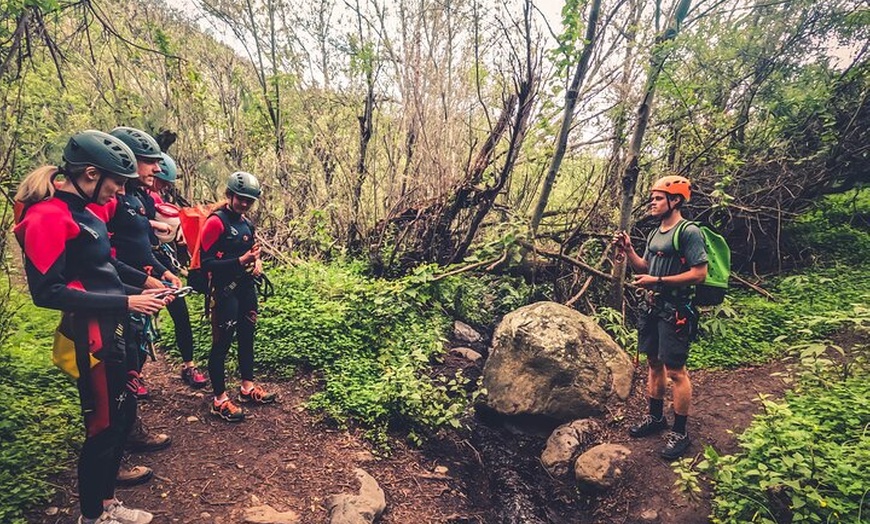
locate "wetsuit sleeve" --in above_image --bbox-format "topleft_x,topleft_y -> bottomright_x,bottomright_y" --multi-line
112,258 -> 148,287
201,215 -> 244,278
16,206 -> 127,311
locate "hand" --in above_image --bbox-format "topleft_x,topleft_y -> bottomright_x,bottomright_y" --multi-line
612,231 -> 632,253
253,259 -> 263,277
127,294 -> 168,314
143,276 -> 166,290
633,274 -> 659,290
162,271 -> 183,289
142,288 -> 176,303
239,244 -> 261,266
150,220 -> 171,235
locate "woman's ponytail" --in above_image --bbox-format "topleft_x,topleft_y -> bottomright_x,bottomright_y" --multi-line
14,165 -> 61,205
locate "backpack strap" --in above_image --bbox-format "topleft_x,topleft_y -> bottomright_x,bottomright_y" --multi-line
671,219 -> 693,254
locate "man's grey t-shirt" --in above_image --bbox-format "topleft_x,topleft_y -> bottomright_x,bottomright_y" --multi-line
643,221 -> 708,279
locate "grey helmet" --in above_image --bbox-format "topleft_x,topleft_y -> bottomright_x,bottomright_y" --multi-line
63,130 -> 138,178
156,152 -> 177,183
109,126 -> 163,160
226,171 -> 261,200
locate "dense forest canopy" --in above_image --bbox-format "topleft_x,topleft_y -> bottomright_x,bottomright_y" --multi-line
1,0 -> 867,280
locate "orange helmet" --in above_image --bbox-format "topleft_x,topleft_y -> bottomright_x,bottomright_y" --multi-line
651,175 -> 691,202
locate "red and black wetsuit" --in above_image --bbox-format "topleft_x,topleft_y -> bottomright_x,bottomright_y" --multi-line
90,185 -> 198,369
90,188 -> 169,278
200,206 -> 257,397
14,190 -> 139,520
141,187 -> 197,363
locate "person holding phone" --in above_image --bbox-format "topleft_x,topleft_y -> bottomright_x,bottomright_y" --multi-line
200,171 -> 275,422
14,130 -> 170,524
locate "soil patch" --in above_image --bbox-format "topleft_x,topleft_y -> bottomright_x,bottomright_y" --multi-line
27,350 -> 795,524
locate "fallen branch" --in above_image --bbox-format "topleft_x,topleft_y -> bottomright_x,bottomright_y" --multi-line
431,253 -> 505,282
731,273 -> 776,301
518,239 -> 614,281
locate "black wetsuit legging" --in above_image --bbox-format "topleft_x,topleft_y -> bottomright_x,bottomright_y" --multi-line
154,248 -> 195,362
208,281 -> 258,396
74,314 -> 137,517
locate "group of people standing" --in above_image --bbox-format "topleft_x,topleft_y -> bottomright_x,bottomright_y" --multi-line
14,127 -> 275,524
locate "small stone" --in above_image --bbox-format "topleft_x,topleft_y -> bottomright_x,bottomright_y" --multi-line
354,450 -> 376,462
237,463 -> 245,469
449,347 -> 483,362
200,512 -> 211,519
244,505 -> 300,524
187,416 -> 199,422
454,320 -> 482,343
45,507 -> 59,516
434,465 -> 449,475
251,494 -> 261,504
640,509 -> 659,521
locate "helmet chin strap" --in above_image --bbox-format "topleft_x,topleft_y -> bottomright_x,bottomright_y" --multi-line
69,171 -> 106,203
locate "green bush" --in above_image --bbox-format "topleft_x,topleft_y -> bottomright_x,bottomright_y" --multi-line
690,264 -> 870,368
161,260 -> 519,444
698,345 -> 870,523
0,297 -> 79,524
783,189 -> 870,265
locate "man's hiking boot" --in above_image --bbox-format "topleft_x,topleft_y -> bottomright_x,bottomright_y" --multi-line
115,465 -> 153,487
126,418 -> 171,452
211,398 -> 245,422
239,385 -> 276,405
181,366 -> 208,389
103,500 -> 153,524
629,415 -> 669,438
660,431 -> 691,460
78,514 -> 123,524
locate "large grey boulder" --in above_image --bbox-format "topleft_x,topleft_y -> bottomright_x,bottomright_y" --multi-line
483,302 -> 633,420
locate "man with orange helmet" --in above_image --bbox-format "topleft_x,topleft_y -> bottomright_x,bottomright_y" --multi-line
614,174 -> 708,460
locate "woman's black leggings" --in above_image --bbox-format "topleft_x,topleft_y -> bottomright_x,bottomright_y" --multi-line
208,283 -> 257,397
165,295 -> 194,362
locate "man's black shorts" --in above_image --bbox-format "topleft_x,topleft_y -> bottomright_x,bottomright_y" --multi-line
637,309 -> 693,368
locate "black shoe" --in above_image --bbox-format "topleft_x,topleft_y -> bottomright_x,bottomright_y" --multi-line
629,415 -> 669,438
660,431 -> 691,460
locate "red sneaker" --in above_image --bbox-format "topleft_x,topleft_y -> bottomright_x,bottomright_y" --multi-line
238,385 -> 276,405
134,376 -> 149,400
181,366 -> 208,389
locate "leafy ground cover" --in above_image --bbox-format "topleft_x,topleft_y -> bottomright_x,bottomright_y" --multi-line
0,297 -> 79,524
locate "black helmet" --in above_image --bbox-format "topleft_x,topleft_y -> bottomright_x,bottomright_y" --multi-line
63,130 -> 139,178
226,171 -> 261,200
156,153 -> 177,183
109,126 -> 163,160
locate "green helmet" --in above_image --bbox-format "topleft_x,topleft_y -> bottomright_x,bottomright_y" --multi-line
63,130 -> 138,178
226,171 -> 261,200
156,153 -> 177,183
109,126 -> 163,160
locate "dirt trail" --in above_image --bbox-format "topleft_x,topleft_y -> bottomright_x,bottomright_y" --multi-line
28,350 -> 792,524
29,353 -> 475,524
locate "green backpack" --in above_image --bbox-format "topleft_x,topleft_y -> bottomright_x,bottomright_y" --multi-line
673,220 -> 731,306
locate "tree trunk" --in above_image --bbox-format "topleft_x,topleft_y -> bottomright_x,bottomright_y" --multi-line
529,0 -> 603,234
611,0 -> 692,307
